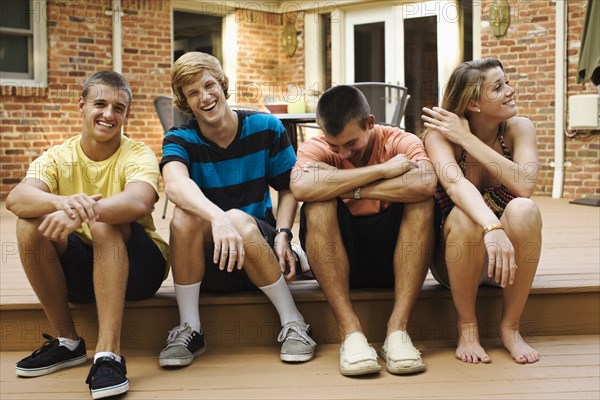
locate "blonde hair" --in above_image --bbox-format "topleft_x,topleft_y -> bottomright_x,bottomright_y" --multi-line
421,58 -> 504,139
171,52 -> 230,114
442,58 -> 504,116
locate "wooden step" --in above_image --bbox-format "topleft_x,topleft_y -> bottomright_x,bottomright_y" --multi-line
1,276 -> 598,351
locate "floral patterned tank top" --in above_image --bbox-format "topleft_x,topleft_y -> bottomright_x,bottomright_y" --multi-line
434,127 -> 517,221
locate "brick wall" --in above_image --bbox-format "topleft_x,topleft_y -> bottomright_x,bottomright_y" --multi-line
480,0 -> 599,198
0,0 -> 172,198
235,9 -> 304,108
1,1 -> 597,199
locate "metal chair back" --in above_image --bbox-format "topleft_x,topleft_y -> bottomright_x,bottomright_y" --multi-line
350,82 -> 409,129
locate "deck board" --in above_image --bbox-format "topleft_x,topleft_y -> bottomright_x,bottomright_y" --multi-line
1,335 -> 598,399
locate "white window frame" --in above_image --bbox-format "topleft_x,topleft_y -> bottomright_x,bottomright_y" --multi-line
0,0 -> 47,88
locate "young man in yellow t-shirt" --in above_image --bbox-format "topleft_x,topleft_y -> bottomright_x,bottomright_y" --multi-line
291,85 -> 436,376
6,71 -> 168,399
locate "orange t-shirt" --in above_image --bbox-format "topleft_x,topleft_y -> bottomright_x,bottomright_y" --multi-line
296,125 -> 430,216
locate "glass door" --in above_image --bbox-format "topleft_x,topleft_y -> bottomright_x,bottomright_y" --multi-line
344,7 -> 401,121
344,1 -> 461,134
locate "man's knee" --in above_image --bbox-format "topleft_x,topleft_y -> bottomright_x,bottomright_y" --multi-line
170,206 -> 211,236
403,198 -> 434,226
223,209 -> 259,240
303,198 -> 338,225
89,221 -> 130,243
16,217 -> 43,241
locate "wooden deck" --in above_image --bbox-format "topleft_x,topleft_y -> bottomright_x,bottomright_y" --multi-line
1,335 -> 599,399
1,195 -> 599,398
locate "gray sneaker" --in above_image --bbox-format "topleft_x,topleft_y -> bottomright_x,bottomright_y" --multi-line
159,323 -> 206,367
278,320 -> 316,362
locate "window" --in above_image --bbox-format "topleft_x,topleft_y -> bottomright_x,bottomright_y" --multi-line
0,0 -> 47,86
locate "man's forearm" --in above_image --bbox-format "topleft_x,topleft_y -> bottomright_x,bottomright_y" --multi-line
291,163 -> 385,202
360,161 -> 437,203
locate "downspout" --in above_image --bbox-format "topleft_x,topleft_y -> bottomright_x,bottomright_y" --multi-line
552,0 -> 567,198
106,0 -> 123,73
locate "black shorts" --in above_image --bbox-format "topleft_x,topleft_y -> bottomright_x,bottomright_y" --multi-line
201,217 -> 276,292
300,198 -> 403,289
59,222 -> 166,304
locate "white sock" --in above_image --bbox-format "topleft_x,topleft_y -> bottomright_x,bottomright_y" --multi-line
58,337 -> 80,351
175,281 -> 202,333
259,275 -> 304,326
94,352 -> 121,363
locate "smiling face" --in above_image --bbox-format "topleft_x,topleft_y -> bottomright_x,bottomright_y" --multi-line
476,66 -> 517,120
181,70 -> 228,125
79,83 -> 130,145
324,116 -> 374,165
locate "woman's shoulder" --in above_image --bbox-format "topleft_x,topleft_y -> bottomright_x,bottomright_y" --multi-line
506,116 -> 535,134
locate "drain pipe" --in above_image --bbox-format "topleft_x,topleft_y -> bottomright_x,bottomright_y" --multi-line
106,0 -> 123,74
551,0 -> 567,198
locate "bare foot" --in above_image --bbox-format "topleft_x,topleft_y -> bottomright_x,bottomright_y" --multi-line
501,327 -> 540,364
455,322 -> 491,364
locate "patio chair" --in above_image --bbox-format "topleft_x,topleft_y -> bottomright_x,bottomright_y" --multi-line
296,83 -> 411,144
350,82 -> 410,129
153,95 -> 193,219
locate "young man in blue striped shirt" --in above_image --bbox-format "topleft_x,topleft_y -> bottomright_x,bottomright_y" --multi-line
159,52 -> 315,366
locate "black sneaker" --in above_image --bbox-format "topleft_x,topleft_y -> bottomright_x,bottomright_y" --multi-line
16,333 -> 87,377
158,323 -> 206,367
85,355 -> 129,399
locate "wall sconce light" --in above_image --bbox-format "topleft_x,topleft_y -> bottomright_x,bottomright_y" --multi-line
281,19 -> 297,57
489,0 -> 510,37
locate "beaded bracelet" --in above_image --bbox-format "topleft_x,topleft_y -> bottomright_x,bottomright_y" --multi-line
482,223 -> 504,237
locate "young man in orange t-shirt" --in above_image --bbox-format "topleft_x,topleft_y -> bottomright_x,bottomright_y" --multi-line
291,85 -> 436,376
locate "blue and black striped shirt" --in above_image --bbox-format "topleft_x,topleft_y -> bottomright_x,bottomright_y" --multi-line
160,111 -> 295,226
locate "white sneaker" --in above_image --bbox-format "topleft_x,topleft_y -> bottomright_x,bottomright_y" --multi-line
291,243 -> 311,275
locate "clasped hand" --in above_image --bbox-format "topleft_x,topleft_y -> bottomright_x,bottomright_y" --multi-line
39,210 -> 83,242
56,193 -> 102,222
380,154 -> 417,179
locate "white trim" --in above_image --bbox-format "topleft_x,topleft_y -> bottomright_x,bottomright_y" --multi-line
304,11 -> 324,94
472,0 -> 481,59
223,13 -> 238,100
552,0 -> 567,198
0,0 -> 47,88
331,9 -> 344,85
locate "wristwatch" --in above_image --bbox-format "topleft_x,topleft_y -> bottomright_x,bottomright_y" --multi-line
353,187 -> 361,200
275,228 -> 293,240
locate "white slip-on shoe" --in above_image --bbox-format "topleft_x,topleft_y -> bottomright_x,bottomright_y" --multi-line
379,330 -> 426,374
339,332 -> 381,376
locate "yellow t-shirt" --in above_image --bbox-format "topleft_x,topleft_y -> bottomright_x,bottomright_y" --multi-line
297,125 -> 430,216
26,135 -> 169,277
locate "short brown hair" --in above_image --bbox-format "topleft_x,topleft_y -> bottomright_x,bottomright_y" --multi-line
316,85 -> 370,137
82,71 -> 131,104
